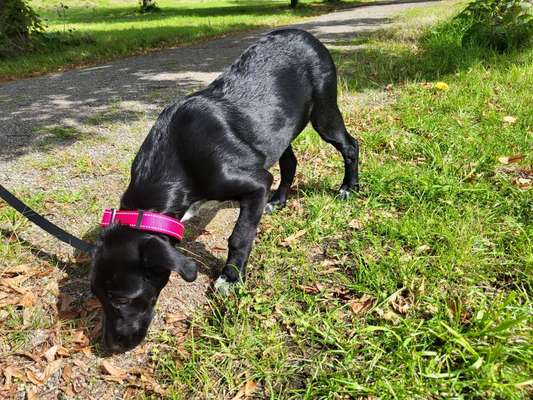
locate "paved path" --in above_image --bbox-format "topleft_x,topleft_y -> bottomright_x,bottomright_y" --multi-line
0,0 -> 437,161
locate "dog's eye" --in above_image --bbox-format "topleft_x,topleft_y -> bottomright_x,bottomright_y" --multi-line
111,296 -> 131,305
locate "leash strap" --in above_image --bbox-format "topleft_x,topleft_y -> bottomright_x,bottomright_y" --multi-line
0,184 -> 94,254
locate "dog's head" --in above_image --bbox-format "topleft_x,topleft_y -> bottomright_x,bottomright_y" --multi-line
90,225 -> 197,353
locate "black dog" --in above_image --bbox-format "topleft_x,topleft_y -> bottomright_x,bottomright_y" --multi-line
91,29 -> 359,353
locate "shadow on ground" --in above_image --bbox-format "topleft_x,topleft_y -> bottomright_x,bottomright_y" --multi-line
0,1 -> 425,159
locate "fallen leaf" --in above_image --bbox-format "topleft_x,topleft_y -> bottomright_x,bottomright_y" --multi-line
2,366 -> 25,388
58,293 -> 80,318
0,264 -> 31,277
516,177 -> 532,188
300,283 -> 325,294
80,346 -> 92,357
348,294 -> 375,315
164,312 -> 187,324
391,296 -> 412,315
56,346 -> 70,357
503,116 -> 517,124
26,388 -> 38,400
101,360 -> 128,380
232,380 -> 259,400
376,308 -> 402,325
72,330 -> 89,347
60,384 -> 76,398
416,245 -> 431,255
25,370 -> 44,385
62,365 -> 73,382
281,229 -> 306,247
43,359 -> 63,381
43,345 -> 58,362
498,154 -> 524,164
19,291 -> 37,308
0,275 -> 29,293
348,219 -> 363,230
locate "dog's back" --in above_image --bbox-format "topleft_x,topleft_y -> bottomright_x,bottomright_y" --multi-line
175,29 -> 338,168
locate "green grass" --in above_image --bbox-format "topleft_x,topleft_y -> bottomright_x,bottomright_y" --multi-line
148,4 -> 533,399
0,0 -> 358,80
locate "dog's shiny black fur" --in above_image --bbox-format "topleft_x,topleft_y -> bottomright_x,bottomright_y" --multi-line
91,29 -> 359,353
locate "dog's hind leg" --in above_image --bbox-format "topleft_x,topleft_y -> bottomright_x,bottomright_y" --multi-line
214,169 -> 272,294
265,145 -> 297,214
311,102 -> 359,199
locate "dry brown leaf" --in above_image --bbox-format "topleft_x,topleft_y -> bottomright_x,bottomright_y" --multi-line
498,154 -> 524,164
164,312 -> 187,324
60,384 -> 75,398
0,275 -> 29,293
232,380 -> 259,400
392,298 -> 412,315
72,330 -> 90,347
56,346 -> 70,357
300,283 -> 325,294
43,345 -> 58,362
281,229 -> 306,247
101,360 -> 128,380
0,264 -> 31,277
58,293 -> 80,318
348,294 -> 375,315
62,365 -> 73,382
2,366 -> 25,387
43,359 -> 63,381
25,370 -> 44,386
139,373 -> 168,396
516,177 -> 532,188
26,388 -> 38,400
348,219 -> 363,230
80,346 -> 92,357
19,291 -> 37,308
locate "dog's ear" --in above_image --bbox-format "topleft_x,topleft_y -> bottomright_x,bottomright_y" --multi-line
141,237 -> 198,282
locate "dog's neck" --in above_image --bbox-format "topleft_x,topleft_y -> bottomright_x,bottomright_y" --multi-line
119,181 -> 193,219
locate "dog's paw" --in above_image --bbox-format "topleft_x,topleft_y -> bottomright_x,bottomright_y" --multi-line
264,201 -> 285,214
338,184 -> 359,200
338,188 -> 351,200
214,276 -> 239,296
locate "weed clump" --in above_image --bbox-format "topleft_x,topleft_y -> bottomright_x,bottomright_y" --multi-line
0,0 -> 44,56
454,0 -> 533,52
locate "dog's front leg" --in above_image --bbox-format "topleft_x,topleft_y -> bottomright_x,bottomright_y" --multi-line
214,171 -> 271,293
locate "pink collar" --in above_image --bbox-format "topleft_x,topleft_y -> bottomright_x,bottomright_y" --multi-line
100,209 -> 185,240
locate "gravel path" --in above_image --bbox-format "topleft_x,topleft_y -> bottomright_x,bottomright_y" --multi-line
0,1 -> 438,398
